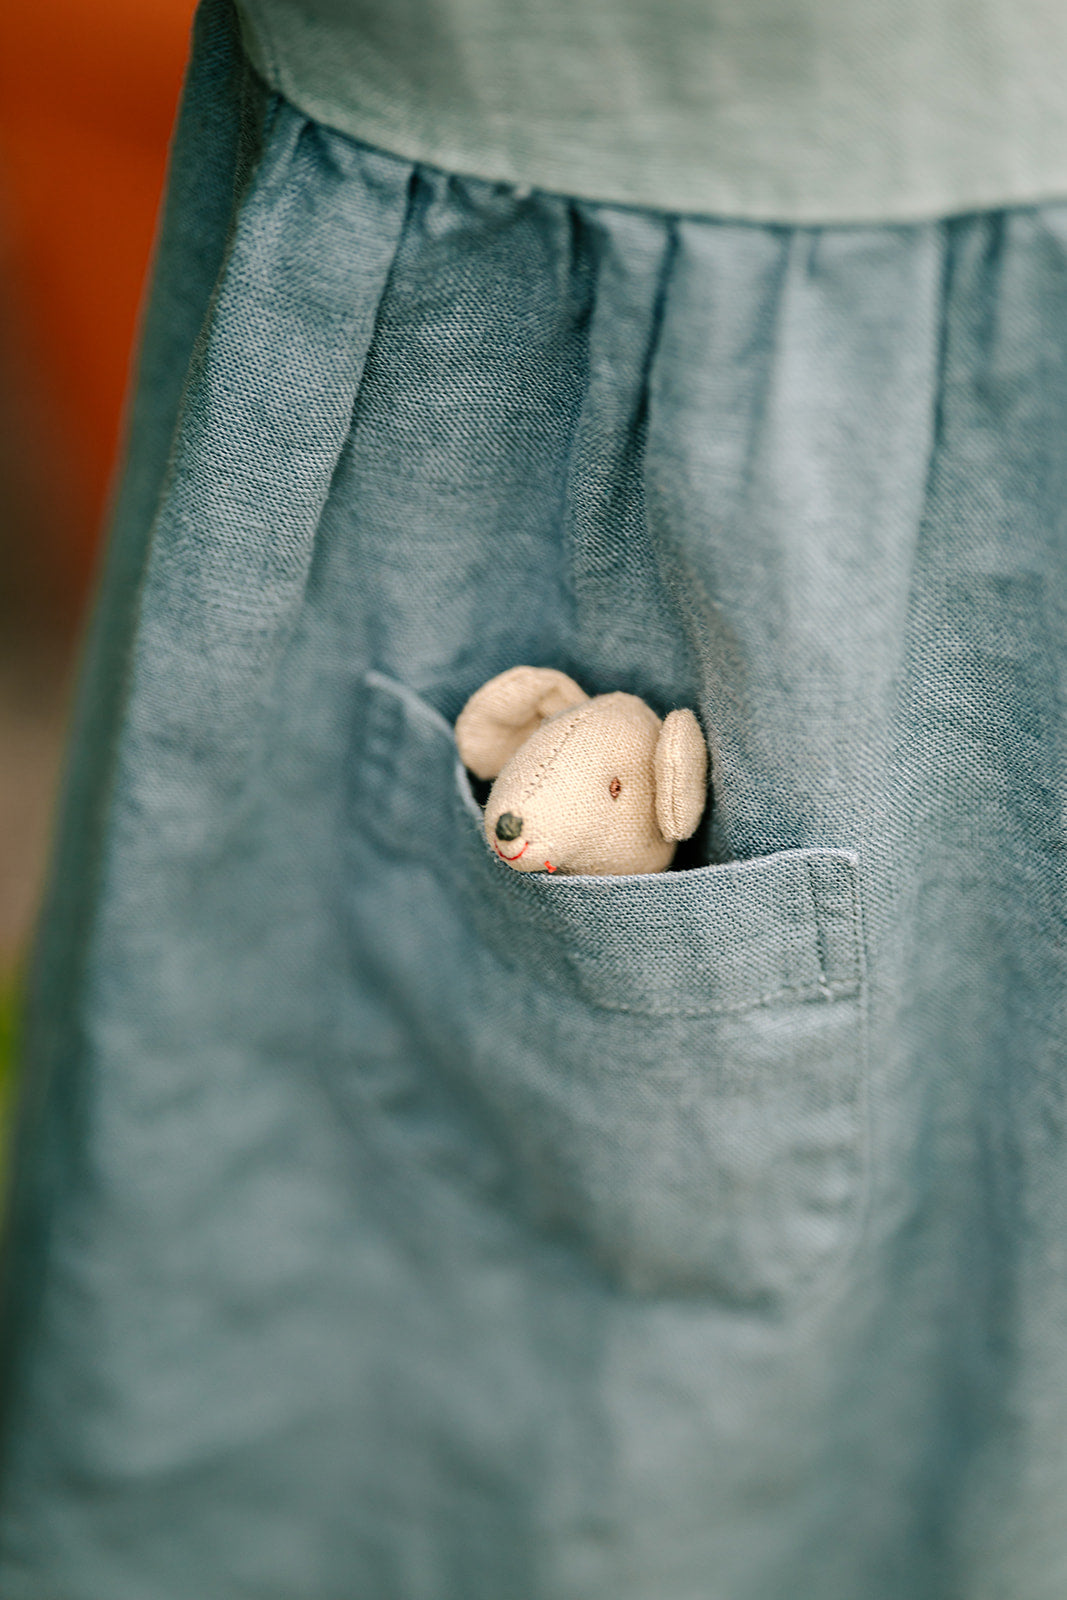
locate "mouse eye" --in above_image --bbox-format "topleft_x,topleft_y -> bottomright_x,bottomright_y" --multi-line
609,777 -> 622,800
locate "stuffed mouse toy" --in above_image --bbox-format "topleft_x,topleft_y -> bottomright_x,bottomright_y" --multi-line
455,666 -> 708,875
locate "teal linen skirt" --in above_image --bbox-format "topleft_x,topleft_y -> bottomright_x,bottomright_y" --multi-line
2,3 -> 1066,1596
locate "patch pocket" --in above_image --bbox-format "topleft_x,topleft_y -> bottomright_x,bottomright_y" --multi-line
352,672 -> 868,1309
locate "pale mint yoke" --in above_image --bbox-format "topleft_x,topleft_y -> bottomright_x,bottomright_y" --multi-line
237,0 -> 1067,222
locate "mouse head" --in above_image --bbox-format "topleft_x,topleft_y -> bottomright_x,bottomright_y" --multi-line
455,666 -> 708,875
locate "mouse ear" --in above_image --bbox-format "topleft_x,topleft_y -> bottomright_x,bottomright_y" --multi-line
654,709 -> 708,842
455,666 -> 589,778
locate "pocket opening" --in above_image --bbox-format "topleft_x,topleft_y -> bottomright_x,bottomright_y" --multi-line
349,670 -> 868,1307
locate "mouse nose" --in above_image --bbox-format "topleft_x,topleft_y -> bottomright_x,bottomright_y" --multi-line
495,812 -> 523,842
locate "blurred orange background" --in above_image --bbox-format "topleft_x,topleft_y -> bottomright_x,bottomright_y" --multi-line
0,0 -> 197,968
1,0 -> 197,607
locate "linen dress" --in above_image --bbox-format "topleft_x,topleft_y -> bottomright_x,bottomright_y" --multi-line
1,2 -> 1066,1596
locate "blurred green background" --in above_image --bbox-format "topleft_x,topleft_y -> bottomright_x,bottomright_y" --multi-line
0,980 -> 14,1125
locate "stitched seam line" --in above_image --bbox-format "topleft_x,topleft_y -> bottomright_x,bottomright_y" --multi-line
568,973 -> 861,1018
808,857 -> 834,996
516,709 -> 587,806
807,857 -> 862,993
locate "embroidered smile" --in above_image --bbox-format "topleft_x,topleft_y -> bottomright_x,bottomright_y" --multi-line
494,839 -> 529,861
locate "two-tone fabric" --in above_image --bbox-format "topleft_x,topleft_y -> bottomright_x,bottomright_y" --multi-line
238,0 -> 1067,223
1,3 -> 1067,1597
